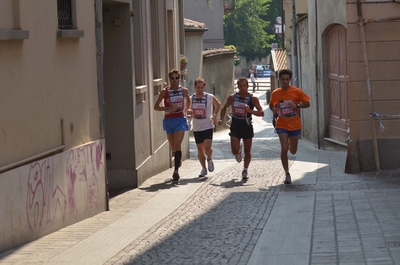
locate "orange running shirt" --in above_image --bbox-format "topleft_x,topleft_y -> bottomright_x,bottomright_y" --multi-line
269,86 -> 310,131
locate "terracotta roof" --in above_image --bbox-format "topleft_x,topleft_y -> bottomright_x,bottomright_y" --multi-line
184,18 -> 206,29
271,48 -> 287,71
203,48 -> 236,57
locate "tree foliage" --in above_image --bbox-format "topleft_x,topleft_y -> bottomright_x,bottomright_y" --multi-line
260,0 -> 282,47
224,0 -> 280,60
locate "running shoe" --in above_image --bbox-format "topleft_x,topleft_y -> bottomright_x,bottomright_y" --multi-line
199,168 -> 207,178
172,170 -> 180,182
284,173 -> 292,184
207,159 -> 214,172
235,145 -> 242,163
242,169 -> 248,181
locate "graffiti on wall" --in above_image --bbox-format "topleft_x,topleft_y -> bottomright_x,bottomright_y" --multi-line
26,141 -> 104,232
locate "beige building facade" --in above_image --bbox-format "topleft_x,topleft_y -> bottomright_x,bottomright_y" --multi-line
183,0 -> 225,49
0,0 -> 106,253
0,0 -> 186,253
102,0 -> 188,190
346,0 -> 400,171
283,0 -> 400,172
184,18 -> 207,94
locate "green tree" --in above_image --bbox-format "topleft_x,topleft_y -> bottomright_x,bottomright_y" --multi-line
260,0 -> 282,48
224,0 -> 278,60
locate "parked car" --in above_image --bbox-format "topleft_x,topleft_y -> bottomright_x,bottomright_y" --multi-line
255,65 -> 264,77
262,65 -> 272,77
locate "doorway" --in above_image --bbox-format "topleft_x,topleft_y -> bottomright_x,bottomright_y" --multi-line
326,24 -> 349,143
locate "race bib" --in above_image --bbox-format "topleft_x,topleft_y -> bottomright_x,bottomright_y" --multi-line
278,101 -> 296,118
193,102 -> 206,119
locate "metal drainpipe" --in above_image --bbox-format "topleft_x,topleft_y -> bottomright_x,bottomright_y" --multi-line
291,0 -> 298,87
315,0 -> 320,149
356,0 -> 380,170
281,0 -> 285,48
94,0 -> 109,210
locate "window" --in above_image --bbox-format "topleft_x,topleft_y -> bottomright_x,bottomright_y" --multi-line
56,0 -> 84,38
57,0 -> 72,29
0,1 -> 29,40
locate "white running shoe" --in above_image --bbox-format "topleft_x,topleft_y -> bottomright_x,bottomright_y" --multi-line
207,159 -> 215,172
284,173 -> 292,184
235,145 -> 242,163
199,168 -> 208,178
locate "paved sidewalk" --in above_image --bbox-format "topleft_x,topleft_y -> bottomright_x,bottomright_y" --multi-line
1,92 -> 399,265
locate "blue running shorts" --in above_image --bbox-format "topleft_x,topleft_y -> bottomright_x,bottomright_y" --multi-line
275,128 -> 301,137
163,116 -> 189,134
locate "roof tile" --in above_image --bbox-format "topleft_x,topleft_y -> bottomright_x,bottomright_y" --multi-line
271,48 -> 287,71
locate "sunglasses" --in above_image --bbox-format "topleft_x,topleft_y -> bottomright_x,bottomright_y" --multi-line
170,76 -> 180,80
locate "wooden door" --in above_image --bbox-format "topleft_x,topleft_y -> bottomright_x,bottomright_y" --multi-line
327,25 -> 349,143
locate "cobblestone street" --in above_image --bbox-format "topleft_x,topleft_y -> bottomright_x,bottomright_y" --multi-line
1,92 -> 399,265
106,158 -> 284,265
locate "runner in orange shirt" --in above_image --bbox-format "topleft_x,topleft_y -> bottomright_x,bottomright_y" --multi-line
269,69 -> 310,184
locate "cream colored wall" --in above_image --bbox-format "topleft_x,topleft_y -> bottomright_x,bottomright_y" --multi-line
284,0 -> 308,66
0,1 -> 100,168
0,140 -> 106,253
346,0 -> 400,171
347,1 -> 400,140
185,33 -> 204,94
282,0 -> 307,51
0,1 -> 14,28
283,1 -> 292,54
202,53 -> 236,132
184,0 -> 224,49
0,0 -> 106,252
284,0 -> 399,171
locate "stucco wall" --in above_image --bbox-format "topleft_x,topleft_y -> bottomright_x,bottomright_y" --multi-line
0,1 -> 100,168
346,0 -> 400,171
183,1 -> 224,49
299,0 -> 347,149
103,0 -> 188,189
289,0 -> 399,171
185,33 -> 204,94
202,53 -> 236,131
297,17 -> 314,143
0,1 -> 106,252
317,0 -> 347,149
0,140 -> 106,253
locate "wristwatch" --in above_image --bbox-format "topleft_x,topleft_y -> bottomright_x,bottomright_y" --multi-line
296,103 -> 301,108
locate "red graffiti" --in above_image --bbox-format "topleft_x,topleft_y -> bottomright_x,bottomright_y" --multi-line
26,141 -> 104,231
